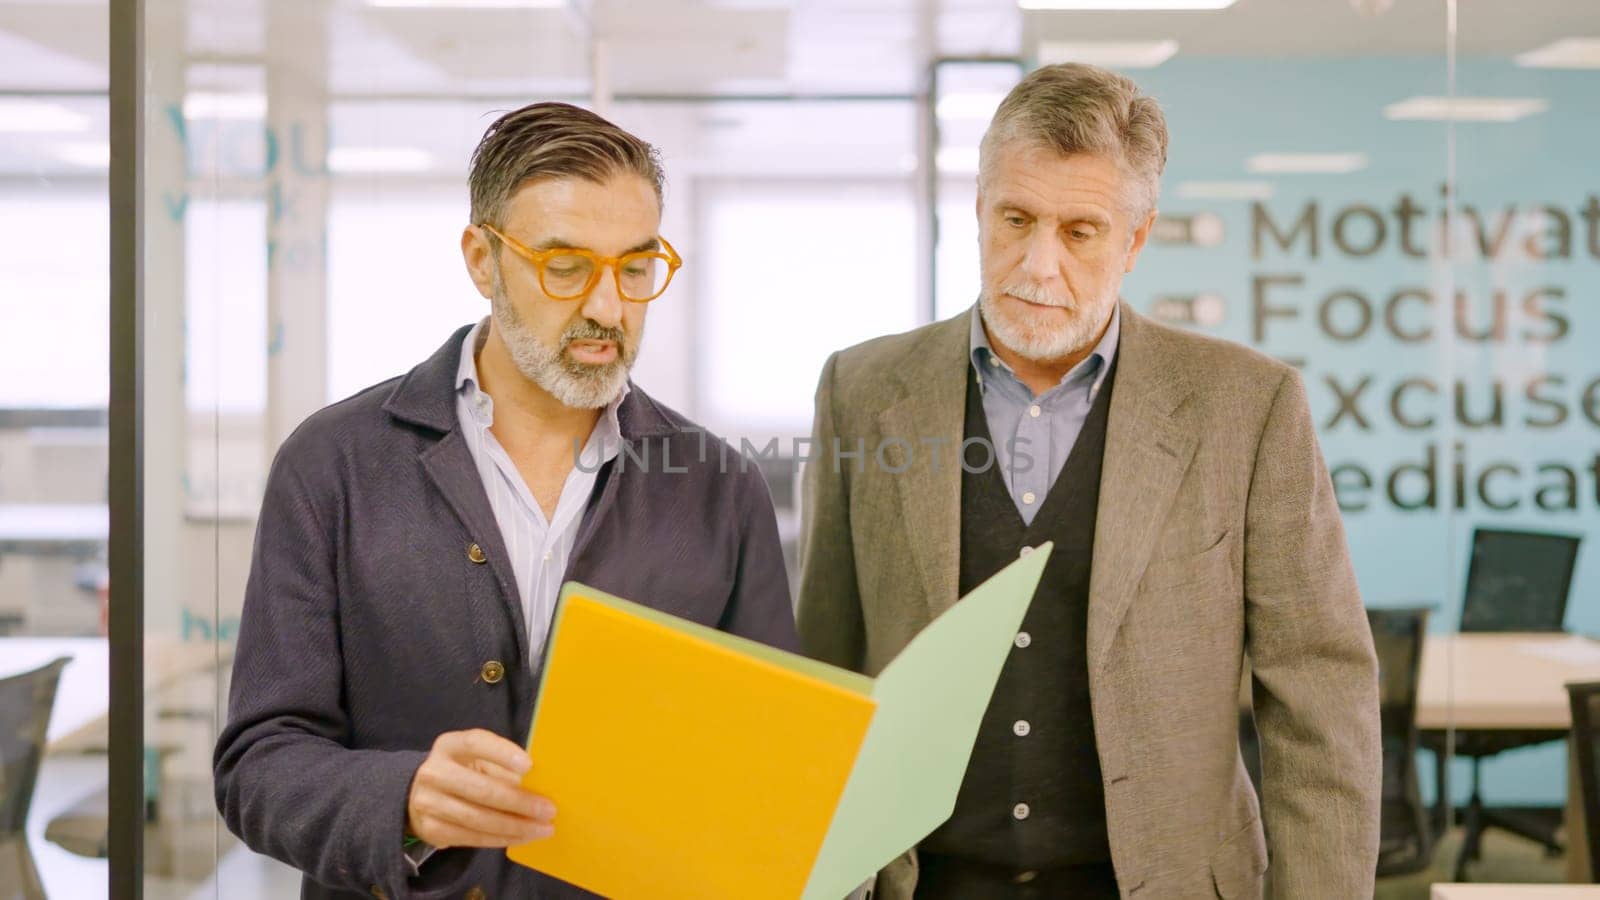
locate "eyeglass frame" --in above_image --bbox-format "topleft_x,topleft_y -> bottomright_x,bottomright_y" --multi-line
478,223 -> 683,303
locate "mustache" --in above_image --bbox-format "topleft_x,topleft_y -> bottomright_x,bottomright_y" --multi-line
1002,281 -> 1074,309
562,319 -> 627,348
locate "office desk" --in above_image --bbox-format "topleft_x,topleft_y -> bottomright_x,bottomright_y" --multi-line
0,637 -> 228,751
1418,634 -> 1600,883
1242,633 -> 1600,881
1418,634 -> 1600,730
1433,886 -> 1600,899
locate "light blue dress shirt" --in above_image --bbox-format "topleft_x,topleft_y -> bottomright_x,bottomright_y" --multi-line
968,304 -> 1121,526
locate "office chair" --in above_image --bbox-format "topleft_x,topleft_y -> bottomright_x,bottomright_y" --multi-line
1239,609 -> 1435,878
1566,680 -> 1600,883
1370,607 -> 1433,876
0,656 -> 71,900
1433,527 -> 1582,880
1460,528 -> 1580,634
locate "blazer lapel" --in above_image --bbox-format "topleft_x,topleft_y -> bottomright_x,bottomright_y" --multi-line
1087,304 -> 1200,677
420,428 -> 530,667
383,325 -> 531,666
876,313 -> 972,623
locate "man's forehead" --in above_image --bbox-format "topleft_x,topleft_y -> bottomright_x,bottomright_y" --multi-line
501,176 -> 661,246
983,149 -> 1128,218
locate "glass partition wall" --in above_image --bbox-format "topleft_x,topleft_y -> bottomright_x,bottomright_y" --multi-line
93,0 -> 1600,895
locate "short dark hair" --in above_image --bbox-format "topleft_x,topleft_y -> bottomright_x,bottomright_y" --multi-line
468,101 -> 666,229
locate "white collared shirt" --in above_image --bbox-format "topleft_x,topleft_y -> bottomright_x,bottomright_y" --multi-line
453,319 -> 626,666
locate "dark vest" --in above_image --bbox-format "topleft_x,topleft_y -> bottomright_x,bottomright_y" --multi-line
918,357 -> 1119,894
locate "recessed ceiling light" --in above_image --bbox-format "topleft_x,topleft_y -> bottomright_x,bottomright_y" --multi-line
936,92 -> 1008,121
366,0 -> 564,7
0,99 -> 90,134
1383,96 -> 1549,122
1037,40 -> 1179,68
936,147 -> 980,174
57,142 -> 110,168
1176,181 -> 1274,200
327,147 -> 434,173
1020,0 -> 1237,9
1246,153 -> 1368,174
184,92 -> 267,120
1515,38 -> 1600,69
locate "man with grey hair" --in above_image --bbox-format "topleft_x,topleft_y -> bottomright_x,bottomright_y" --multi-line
217,102 -> 797,899
799,63 -> 1380,898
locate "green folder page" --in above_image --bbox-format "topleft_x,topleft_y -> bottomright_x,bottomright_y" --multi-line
801,541 -> 1052,900
526,541 -> 1051,898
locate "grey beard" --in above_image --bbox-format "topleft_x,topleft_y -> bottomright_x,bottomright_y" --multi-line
490,265 -> 639,410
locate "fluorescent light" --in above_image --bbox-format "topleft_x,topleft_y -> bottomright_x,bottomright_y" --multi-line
1515,38 -> 1600,69
936,91 -> 1007,121
184,92 -> 267,120
1176,181 -> 1274,200
936,147 -> 980,174
0,99 -> 90,134
57,142 -> 110,168
367,0 -> 564,7
328,147 -> 434,173
1020,0 -> 1237,9
1383,96 -> 1549,122
1246,153 -> 1367,174
1037,40 -> 1179,68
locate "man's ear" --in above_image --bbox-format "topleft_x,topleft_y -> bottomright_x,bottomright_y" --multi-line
1125,208 -> 1158,274
461,225 -> 497,299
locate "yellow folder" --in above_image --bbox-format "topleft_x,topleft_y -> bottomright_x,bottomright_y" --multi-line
507,544 -> 1052,899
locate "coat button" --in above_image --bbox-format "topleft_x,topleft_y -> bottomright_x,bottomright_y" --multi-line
480,660 -> 505,684
467,543 -> 487,564
465,889 -> 486,900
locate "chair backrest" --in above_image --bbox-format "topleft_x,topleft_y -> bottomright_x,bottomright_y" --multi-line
1568,680 -> 1600,883
1368,606 -> 1432,877
0,657 -> 70,835
1460,528 -> 1581,633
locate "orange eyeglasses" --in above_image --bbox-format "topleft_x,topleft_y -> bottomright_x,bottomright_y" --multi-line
480,223 -> 683,303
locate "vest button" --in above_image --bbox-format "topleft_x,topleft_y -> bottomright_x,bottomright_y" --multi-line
467,542 -> 487,564
1012,802 -> 1031,821
480,660 -> 505,684
1013,720 -> 1031,737
1014,631 -> 1032,649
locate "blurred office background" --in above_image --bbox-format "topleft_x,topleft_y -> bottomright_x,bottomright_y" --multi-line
1,0 -> 1598,896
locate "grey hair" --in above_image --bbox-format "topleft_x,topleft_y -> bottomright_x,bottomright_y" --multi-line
469,101 -> 665,230
978,63 -> 1169,220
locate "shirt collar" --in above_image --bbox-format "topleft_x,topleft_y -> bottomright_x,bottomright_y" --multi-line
969,302 -> 1121,398
456,318 -> 630,442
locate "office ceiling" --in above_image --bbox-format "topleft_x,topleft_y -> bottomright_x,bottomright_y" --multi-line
0,0 -> 1592,178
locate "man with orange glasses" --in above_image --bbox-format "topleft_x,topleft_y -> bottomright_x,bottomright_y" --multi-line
215,102 -> 798,900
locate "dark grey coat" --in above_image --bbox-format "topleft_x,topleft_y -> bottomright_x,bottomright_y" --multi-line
215,325 -> 798,899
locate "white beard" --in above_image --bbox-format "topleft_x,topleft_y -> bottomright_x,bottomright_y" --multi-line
979,279 -> 1115,363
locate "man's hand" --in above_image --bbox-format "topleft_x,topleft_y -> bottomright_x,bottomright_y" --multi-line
406,729 -> 556,849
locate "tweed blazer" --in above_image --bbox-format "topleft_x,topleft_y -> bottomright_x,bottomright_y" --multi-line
797,303 -> 1381,900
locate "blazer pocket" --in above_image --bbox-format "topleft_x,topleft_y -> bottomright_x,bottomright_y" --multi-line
1138,529 -> 1232,594
1209,813 -> 1268,899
